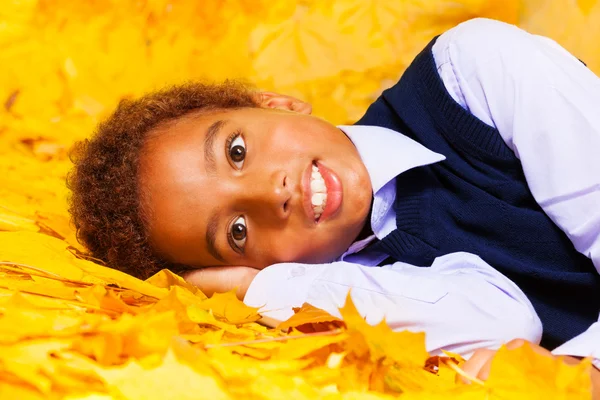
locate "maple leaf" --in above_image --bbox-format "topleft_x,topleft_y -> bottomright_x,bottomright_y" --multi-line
339,293 -> 428,368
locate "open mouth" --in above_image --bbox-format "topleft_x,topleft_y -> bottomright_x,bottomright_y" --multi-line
304,160 -> 343,224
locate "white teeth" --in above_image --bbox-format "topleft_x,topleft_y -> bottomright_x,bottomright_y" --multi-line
311,193 -> 327,206
310,178 -> 326,192
310,164 -> 328,219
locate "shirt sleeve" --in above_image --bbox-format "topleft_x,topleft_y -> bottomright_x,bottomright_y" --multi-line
432,18 -> 600,360
245,252 -> 542,357
552,319 -> 600,369
433,17 -> 600,272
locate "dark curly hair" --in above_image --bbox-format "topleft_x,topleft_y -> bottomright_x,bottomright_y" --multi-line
68,81 -> 260,279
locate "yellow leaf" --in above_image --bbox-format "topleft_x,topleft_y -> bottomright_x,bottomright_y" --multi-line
0,231 -> 167,299
0,339 -> 72,393
0,304 -> 104,344
93,349 -> 231,400
0,207 -> 38,232
485,343 -> 593,399
198,290 -> 261,325
250,11 -> 349,87
339,293 -> 428,367
577,0 -> 598,15
145,269 -> 206,299
181,329 -> 225,345
276,331 -> 348,360
0,380 -> 46,400
70,311 -> 179,365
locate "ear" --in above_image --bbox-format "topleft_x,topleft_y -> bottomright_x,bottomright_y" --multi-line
257,91 -> 312,115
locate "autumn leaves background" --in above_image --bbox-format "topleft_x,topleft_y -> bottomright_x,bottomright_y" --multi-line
1,0 -> 600,398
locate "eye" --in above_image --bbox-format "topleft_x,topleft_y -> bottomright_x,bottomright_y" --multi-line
228,216 -> 247,253
228,134 -> 246,169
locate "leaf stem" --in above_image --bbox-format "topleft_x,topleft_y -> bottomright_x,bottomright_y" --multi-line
204,329 -> 343,348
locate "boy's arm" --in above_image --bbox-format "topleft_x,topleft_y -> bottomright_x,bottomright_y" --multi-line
183,266 -> 259,300
242,252 -> 542,357
433,18 -> 600,272
433,18 -> 600,364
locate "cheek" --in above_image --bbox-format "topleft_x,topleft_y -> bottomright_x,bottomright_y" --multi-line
267,118 -> 331,152
267,131 -> 312,156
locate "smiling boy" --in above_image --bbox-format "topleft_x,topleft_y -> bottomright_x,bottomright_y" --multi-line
140,103 -> 372,268
69,17 -> 600,370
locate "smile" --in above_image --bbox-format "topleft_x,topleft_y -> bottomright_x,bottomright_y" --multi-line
303,161 -> 343,223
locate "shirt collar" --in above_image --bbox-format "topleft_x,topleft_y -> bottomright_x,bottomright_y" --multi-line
338,125 -> 446,194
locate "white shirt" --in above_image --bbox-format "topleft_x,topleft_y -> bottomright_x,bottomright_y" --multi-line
244,18 -> 600,361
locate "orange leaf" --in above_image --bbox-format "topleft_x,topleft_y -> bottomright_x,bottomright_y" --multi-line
277,302 -> 345,332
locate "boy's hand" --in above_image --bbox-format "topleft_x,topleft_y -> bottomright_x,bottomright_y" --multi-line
182,266 -> 260,300
462,339 -> 599,398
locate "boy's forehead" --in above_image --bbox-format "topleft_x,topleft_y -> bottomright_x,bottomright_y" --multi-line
150,109 -> 224,138
153,106 -> 270,139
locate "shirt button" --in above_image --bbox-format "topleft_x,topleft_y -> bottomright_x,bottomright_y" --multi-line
290,266 -> 306,277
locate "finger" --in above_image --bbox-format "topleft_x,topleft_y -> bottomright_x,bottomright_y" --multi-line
505,338 -> 527,350
505,339 -> 555,358
459,349 -> 496,384
183,266 -> 237,296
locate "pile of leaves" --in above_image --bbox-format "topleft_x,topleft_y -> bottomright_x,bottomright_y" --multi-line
1,0 -> 599,398
0,231 -> 593,399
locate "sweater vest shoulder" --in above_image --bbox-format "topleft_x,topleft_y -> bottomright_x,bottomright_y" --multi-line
355,37 -> 600,349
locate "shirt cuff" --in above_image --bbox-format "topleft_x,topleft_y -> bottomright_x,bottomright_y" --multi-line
243,263 -> 321,322
552,320 -> 600,369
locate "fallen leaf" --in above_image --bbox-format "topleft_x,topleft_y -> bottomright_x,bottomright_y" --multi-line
198,290 -> 261,325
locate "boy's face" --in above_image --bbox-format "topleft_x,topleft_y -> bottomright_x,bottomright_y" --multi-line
139,94 -> 372,269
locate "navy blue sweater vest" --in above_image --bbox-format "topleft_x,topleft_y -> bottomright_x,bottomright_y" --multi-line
355,37 -> 600,349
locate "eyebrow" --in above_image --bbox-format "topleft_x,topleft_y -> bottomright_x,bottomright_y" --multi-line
205,210 -> 226,263
204,119 -> 226,175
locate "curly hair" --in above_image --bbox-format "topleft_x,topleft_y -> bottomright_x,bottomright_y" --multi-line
68,81 -> 260,279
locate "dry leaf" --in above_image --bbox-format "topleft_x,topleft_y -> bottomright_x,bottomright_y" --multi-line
277,302 -> 345,332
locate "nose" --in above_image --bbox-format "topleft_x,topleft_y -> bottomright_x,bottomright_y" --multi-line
238,170 -> 292,220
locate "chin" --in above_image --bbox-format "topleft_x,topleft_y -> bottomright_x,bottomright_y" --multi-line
292,249 -> 340,265
317,243 -> 351,263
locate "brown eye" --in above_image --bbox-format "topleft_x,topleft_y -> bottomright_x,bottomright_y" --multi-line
228,135 -> 246,169
232,222 -> 246,240
229,216 -> 247,251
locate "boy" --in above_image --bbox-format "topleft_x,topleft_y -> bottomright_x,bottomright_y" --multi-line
69,18 -> 599,368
